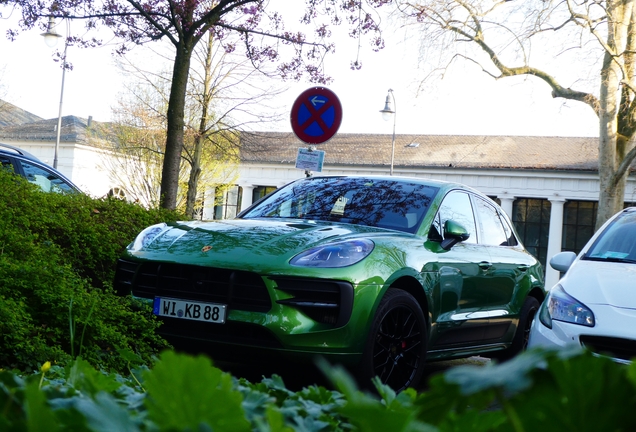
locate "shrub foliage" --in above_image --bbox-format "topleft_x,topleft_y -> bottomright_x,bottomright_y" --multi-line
0,170 -> 183,372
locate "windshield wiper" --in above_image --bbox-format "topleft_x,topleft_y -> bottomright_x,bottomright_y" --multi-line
300,213 -> 332,220
584,256 -> 636,264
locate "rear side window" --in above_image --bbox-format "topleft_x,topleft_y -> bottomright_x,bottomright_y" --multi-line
19,160 -> 75,193
1,156 -> 15,171
474,197 -> 509,246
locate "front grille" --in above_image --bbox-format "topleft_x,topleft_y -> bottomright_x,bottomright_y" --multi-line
114,259 -> 138,296
115,259 -> 271,312
272,277 -> 354,327
159,317 -> 283,348
580,335 -> 636,362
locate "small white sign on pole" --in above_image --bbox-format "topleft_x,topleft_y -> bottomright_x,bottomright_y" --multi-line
295,147 -> 325,172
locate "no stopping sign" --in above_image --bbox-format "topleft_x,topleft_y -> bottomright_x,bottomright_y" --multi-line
290,87 -> 343,144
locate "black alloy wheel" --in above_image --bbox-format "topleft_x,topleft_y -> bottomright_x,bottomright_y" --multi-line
519,296 -> 540,351
361,289 -> 427,393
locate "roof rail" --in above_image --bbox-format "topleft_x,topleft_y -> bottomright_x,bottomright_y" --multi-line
0,142 -> 41,162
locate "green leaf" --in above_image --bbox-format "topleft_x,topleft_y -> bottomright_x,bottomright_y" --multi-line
116,348 -> 144,366
24,379 -> 61,432
627,359 -> 636,388
259,405 -> 295,432
65,357 -> 121,397
295,385 -> 345,408
143,351 -> 250,431
436,409 -> 506,432
505,350 -> 636,432
443,347 -> 581,396
317,358 -> 433,432
73,391 -> 140,432
241,389 -> 276,418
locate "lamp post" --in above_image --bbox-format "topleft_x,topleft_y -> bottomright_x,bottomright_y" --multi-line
379,89 -> 396,176
41,16 -> 67,169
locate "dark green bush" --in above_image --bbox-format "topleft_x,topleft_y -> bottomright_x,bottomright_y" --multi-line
0,170 -> 183,372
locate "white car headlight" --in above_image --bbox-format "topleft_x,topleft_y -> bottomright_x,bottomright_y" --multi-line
539,284 -> 595,328
129,223 -> 168,252
290,239 -> 374,268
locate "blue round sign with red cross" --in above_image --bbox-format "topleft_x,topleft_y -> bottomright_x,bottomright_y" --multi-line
290,87 -> 343,144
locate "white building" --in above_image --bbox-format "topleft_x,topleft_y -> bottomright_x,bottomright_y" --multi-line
0,104 -> 117,198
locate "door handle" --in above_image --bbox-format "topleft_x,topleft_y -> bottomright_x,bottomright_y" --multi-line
478,261 -> 492,270
517,265 -> 530,272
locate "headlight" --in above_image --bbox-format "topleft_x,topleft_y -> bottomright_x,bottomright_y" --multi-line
129,223 -> 168,252
539,284 -> 595,328
290,239 -> 374,268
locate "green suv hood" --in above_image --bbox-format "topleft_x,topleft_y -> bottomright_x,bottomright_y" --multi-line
129,218 -> 406,269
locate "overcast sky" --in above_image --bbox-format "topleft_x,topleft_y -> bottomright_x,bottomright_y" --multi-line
0,5 -> 599,138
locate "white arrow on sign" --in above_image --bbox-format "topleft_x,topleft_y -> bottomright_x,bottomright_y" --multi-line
311,96 -> 326,107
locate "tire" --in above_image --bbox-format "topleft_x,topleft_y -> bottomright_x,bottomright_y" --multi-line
359,289 -> 427,393
494,296 -> 540,361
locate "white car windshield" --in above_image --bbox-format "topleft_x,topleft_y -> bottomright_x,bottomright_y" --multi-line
585,211 -> 636,262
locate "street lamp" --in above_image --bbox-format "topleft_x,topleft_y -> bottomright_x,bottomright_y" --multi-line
379,89 -> 396,176
41,16 -> 68,169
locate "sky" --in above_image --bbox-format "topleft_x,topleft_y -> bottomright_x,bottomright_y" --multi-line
0,5 -> 600,138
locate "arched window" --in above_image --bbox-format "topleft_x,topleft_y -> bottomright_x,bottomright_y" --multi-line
107,187 -> 127,200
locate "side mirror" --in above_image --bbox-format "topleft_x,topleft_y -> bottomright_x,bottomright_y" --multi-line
440,220 -> 470,250
550,251 -> 577,273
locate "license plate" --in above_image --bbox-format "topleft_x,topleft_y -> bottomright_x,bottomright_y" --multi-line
153,297 -> 226,324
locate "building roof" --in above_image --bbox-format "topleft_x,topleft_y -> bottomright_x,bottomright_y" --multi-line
0,98 -> 605,172
0,100 -> 43,127
239,132 -> 602,172
0,111 -> 116,145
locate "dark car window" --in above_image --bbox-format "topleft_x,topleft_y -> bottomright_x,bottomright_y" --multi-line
242,177 -> 439,234
500,213 -> 519,246
1,156 -> 15,171
433,191 -> 477,244
584,210 -> 636,261
474,197 -> 509,246
19,160 -> 75,193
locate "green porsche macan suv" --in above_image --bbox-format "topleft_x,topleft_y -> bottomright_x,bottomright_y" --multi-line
114,175 -> 545,391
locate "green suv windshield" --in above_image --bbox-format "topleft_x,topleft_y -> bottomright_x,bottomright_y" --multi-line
242,177 -> 439,234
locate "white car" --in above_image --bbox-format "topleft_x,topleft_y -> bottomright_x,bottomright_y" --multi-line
528,207 -> 636,363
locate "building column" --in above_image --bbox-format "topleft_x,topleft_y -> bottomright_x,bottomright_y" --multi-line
545,198 -> 566,289
498,197 -> 515,219
240,185 -> 255,213
202,186 -> 216,220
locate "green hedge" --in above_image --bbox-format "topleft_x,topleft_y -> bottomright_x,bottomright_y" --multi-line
0,170 -> 183,372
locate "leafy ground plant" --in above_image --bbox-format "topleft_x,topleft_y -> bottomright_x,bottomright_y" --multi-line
2,348 -> 636,431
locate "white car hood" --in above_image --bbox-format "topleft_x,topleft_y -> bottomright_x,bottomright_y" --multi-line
561,259 -> 636,309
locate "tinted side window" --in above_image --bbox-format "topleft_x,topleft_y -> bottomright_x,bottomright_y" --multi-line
1,156 -> 16,171
19,160 -> 74,193
435,191 -> 477,244
500,213 -> 519,246
474,197 -> 509,246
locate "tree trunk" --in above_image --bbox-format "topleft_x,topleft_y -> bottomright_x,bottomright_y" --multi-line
160,42 -> 193,210
185,32 -> 215,218
597,1 -> 632,230
185,162 -> 202,217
